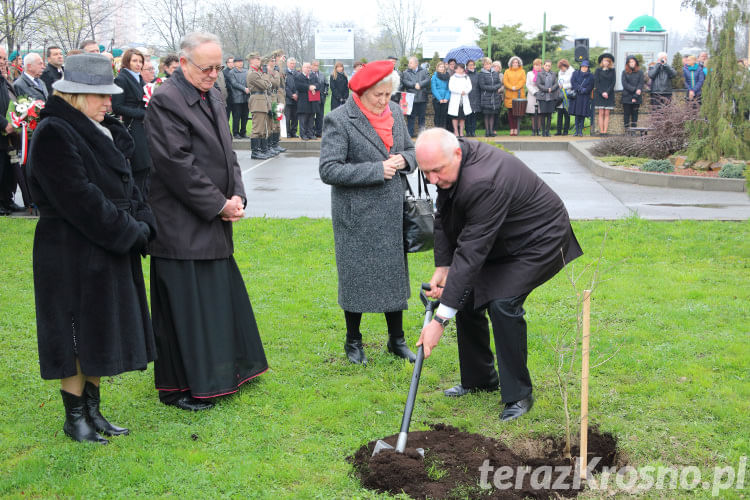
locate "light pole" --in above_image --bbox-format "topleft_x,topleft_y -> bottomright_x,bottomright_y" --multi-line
608,16 -> 614,51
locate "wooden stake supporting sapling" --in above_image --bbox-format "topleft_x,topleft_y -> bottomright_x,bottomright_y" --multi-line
579,290 -> 591,480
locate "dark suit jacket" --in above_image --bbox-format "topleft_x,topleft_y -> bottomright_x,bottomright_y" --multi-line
285,69 -> 298,104
295,71 -> 318,114
0,76 -> 18,151
112,70 -> 151,173
40,64 -> 63,96
13,73 -> 49,102
144,67 -> 245,260
311,71 -> 328,101
434,139 -> 583,310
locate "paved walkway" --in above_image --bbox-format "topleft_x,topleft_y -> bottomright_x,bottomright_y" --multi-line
238,150 -> 750,220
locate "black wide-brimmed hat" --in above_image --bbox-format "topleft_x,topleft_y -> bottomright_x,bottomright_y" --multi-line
598,53 -> 615,64
52,54 -> 122,95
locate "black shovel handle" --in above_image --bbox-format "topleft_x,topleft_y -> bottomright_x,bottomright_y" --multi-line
399,284 -> 439,435
399,344 -> 425,435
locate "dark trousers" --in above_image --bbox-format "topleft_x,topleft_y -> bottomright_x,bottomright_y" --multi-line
622,103 -> 640,128
0,152 -> 16,208
231,102 -> 249,136
556,108 -> 570,134
465,111 -> 477,136
407,101 -> 427,137
432,100 -> 448,128
225,100 -> 232,120
286,103 -> 298,137
574,115 -> 586,135
314,98 -> 325,137
298,113 -> 315,139
455,292 -> 532,403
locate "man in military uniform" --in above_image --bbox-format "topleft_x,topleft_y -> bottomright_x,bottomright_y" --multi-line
246,52 -> 273,159
268,50 -> 287,154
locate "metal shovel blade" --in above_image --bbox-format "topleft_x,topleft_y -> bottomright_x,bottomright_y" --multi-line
372,439 -> 424,457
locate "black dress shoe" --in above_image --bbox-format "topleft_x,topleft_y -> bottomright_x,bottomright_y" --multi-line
444,383 -> 499,397
344,339 -> 367,365
501,394 -> 534,421
0,206 -> 10,216
386,336 -> 416,363
7,202 -> 25,212
164,395 -> 215,411
233,134 -> 242,139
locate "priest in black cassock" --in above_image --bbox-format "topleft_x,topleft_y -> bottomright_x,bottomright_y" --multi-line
144,31 -> 268,411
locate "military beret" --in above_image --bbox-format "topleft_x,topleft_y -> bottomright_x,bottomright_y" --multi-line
247,52 -> 260,60
348,60 -> 396,95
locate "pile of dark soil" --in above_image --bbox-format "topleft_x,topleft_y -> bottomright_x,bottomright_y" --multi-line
349,424 -> 618,499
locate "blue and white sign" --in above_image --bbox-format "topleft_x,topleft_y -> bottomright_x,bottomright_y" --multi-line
315,28 -> 354,60
423,27 -> 462,58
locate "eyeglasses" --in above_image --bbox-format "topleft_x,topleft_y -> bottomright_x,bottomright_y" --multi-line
187,58 -> 224,74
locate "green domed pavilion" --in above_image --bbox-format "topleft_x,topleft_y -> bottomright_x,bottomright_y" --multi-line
625,15 -> 666,32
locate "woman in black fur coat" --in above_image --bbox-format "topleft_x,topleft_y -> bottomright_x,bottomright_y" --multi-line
27,54 -> 156,444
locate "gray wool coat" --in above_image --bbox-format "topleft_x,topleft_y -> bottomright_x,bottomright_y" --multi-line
319,97 -> 416,313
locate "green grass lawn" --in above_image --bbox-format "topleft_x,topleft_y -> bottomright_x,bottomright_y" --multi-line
0,218 -> 748,498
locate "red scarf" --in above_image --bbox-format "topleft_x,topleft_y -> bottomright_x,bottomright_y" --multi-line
353,93 -> 394,152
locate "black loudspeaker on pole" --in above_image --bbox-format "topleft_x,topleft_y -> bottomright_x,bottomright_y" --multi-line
574,38 -> 589,63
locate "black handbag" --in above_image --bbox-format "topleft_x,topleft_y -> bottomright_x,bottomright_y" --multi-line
566,89 -> 577,99
403,170 -> 434,253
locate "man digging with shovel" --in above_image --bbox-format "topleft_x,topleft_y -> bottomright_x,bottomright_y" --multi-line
415,128 -> 583,422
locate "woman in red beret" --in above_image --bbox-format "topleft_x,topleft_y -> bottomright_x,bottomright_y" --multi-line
319,60 -> 418,365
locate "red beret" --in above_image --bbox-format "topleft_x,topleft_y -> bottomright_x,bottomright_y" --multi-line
348,60 -> 396,95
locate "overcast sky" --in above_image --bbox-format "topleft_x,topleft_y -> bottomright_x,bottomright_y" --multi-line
293,0 -> 701,48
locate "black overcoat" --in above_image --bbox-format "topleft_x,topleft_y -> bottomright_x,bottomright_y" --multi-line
144,68 -> 245,260
112,70 -> 152,176
434,140 -> 582,310
27,96 -> 156,379
568,70 -> 594,117
593,68 -> 616,107
478,69 -> 503,112
295,71 -> 318,114
621,69 -> 644,105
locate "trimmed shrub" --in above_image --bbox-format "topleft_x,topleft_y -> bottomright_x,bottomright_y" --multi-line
640,159 -> 674,173
590,99 -> 696,160
718,163 -> 746,179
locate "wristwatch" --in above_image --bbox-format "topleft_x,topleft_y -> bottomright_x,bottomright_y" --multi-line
433,315 -> 450,328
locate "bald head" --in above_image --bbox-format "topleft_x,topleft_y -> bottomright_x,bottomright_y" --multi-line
416,128 -> 459,158
415,128 -> 461,189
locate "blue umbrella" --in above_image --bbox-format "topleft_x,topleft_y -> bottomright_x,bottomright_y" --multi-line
443,45 -> 484,65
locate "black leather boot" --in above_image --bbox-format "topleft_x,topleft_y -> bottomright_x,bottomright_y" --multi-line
387,335 -> 416,362
60,390 -> 108,444
261,138 -> 278,157
273,133 -> 286,153
344,339 -> 367,365
269,134 -> 282,154
83,382 -> 129,436
251,138 -> 270,160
